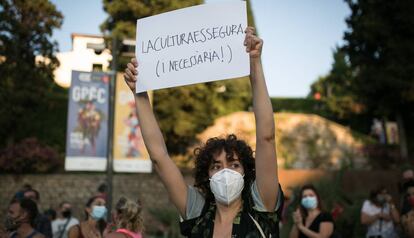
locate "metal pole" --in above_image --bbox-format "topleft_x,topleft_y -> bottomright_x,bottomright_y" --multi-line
106,37 -> 118,221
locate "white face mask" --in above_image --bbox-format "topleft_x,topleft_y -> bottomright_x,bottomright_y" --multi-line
209,168 -> 244,205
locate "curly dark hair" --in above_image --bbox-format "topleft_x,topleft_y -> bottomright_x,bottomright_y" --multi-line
193,134 -> 256,203
115,196 -> 144,233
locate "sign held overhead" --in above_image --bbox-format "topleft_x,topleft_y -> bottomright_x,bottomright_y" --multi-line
135,1 -> 249,93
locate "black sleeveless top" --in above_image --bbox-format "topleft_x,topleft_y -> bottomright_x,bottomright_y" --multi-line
180,188 -> 284,238
298,212 -> 334,238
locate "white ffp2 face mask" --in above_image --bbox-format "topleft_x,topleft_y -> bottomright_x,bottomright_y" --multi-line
209,168 -> 244,205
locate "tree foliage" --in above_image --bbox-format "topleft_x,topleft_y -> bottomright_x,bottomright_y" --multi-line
101,0 -> 255,154
0,137 -> 61,173
309,48 -> 362,119
343,0 -> 414,116
310,0 -> 414,157
101,0 -> 202,39
153,79 -> 251,154
0,0 -> 66,150
342,0 -> 414,157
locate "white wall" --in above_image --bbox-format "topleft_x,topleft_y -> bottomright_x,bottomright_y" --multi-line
54,35 -> 112,88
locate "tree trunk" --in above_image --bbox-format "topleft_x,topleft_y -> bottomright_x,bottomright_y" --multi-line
397,111 -> 408,159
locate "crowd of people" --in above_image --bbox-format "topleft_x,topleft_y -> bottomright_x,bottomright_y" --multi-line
1,27 -> 412,238
2,169 -> 414,238
0,184 -> 143,238
283,168 -> 414,238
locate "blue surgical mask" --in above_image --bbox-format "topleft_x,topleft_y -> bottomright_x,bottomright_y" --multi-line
301,196 -> 318,210
91,205 -> 107,220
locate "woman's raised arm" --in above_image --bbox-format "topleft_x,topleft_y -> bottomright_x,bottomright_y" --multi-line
124,59 -> 188,217
246,27 -> 279,211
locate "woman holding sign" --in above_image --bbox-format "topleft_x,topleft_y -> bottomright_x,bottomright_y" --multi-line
124,27 -> 282,238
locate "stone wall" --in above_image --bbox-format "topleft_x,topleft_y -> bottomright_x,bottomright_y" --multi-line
0,169 -> 400,230
0,171 -> 194,222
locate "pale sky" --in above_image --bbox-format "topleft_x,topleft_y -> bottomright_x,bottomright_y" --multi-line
51,0 -> 350,97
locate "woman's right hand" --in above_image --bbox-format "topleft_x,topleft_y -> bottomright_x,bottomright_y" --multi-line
124,58 -> 138,93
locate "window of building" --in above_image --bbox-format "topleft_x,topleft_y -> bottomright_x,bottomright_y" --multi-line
92,64 -> 103,72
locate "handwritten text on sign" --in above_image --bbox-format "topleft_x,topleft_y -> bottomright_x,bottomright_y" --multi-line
135,1 -> 249,93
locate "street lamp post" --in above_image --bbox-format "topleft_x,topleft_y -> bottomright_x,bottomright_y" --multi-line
105,37 -> 118,220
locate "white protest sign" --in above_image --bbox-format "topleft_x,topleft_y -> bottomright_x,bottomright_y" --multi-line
135,1 -> 249,93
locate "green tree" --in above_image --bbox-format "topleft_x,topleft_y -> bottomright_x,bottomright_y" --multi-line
0,0 -> 65,150
309,48 -> 361,119
153,78 -> 251,155
101,0 -> 255,154
343,0 -> 414,158
101,0 -> 204,71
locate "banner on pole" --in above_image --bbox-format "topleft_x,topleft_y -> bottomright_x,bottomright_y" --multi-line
135,1 -> 249,92
113,73 -> 152,172
65,71 -> 111,171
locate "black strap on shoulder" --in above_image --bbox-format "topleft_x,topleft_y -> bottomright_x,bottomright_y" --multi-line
200,197 -> 213,215
58,218 -> 71,238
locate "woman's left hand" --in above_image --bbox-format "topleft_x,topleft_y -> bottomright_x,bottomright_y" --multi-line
244,26 -> 263,60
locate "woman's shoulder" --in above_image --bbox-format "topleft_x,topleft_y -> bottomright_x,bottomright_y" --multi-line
105,232 -> 127,238
185,185 -> 206,220
317,211 -> 334,222
69,222 -> 83,230
68,222 -> 82,237
68,223 -> 78,231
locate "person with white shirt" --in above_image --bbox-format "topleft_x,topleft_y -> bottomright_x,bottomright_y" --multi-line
52,202 -> 79,238
361,187 -> 400,238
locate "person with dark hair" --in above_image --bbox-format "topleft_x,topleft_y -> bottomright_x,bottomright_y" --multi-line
68,196 -> 107,238
105,197 -> 143,238
124,26 -> 283,237
13,184 -> 33,200
97,183 -> 108,201
289,184 -> 334,238
401,180 -> 414,237
23,189 -> 40,202
361,187 -> 399,238
52,202 -> 79,238
6,198 -> 45,238
24,189 -> 52,238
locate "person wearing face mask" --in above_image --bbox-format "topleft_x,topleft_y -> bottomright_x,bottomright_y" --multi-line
399,168 -> 414,218
289,184 -> 334,238
23,189 -> 52,238
123,26 -> 283,237
401,180 -> 414,237
361,187 -> 400,238
68,196 -> 108,238
5,198 -> 45,238
104,197 -> 143,238
52,202 -> 79,238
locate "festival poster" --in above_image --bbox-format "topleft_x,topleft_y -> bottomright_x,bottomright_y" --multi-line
113,73 -> 152,173
65,70 -> 110,171
386,122 -> 399,145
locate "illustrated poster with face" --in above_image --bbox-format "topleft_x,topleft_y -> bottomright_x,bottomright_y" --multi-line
65,70 -> 110,171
